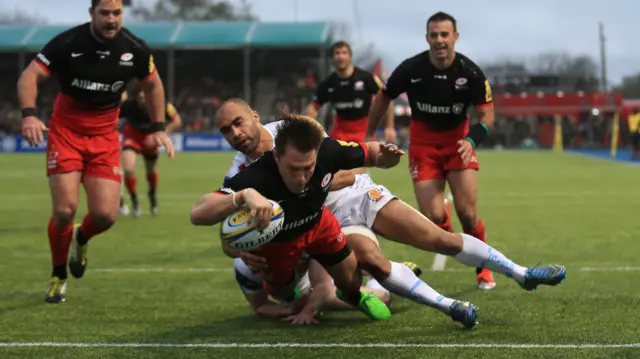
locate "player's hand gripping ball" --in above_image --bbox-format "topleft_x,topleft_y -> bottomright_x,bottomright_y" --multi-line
220,200 -> 284,251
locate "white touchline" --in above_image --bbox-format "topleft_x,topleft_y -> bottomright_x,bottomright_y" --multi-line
0,342 -> 637,349
431,254 -> 447,271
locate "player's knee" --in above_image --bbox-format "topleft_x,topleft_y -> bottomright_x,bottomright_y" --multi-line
88,211 -> 117,230
423,208 -> 448,226
52,205 -> 77,226
124,168 -> 136,177
355,248 -> 390,279
455,205 -> 478,228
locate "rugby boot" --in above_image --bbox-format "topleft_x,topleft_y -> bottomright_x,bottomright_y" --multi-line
132,197 -> 141,217
44,276 -> 67,303
477,268 -> 496,290
402,261 -> 423,277
336,289 -> 391,320
119,196 -> 130,216
519,264 -> 567,291
148,189 -> 158,216
68,224 -> 88,278
448,300 -> 478,329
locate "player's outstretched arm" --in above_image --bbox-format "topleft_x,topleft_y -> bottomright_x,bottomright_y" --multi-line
329,170 -> 359,191
190,189 -> 251,226
363,142 -> 404,169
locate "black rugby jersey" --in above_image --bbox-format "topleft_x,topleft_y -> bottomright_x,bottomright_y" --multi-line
120,100 -> 177,133
217,138 -> 368,243
34,23 -> 156,111
312,67 -> 383,120
382,51 -> 492,132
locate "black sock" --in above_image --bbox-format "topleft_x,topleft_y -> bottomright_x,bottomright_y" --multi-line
52,265 -> 68,280
76,228 -> 89,247
476,267 -> 483,275
341,289 -> 363,306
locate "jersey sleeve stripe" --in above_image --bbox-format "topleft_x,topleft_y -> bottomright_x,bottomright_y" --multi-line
373,75 -> 384,89
33,59 -> 51,74
359,142 -> 369,165
138,66 -> 157,81
474,102 -> 493,109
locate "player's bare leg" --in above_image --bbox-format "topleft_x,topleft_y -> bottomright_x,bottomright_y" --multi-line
122,148 -> 140,217
372,198 -> 566,291
143,154 -> 159,216
307,260 -> 391,311
413,179 -> 453,232
322,251 -> 391,320
45,172 -> 82,303
68,177 -> 120,279
349,233 -> 478,327
447,169 -> 495,290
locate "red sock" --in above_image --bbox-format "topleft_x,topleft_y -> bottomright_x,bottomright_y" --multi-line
146,171 -> 158,193
464,218 -> 486,243
438,199 -> 454,232
124,174 -> 137,196
48,218 -> 73,266
79,214 -> 112,242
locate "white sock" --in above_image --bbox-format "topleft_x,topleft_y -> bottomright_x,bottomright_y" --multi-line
454,233 -> 527,283
365,277 -> 386,292
380,261 -> 454,313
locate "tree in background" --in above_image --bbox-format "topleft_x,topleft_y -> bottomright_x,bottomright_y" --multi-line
132,0 -> 256,21
614,75 -> 640,99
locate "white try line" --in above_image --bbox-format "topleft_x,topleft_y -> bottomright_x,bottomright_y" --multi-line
431,254 -> 447,271
0,342 -> 638,349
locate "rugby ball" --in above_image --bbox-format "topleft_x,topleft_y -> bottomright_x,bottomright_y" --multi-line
220,200 -> 284,251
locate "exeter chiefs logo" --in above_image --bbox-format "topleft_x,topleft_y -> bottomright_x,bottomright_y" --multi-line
368,188 -> 384,203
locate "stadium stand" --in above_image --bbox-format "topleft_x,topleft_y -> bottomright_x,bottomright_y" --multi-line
0,21 -> 332,133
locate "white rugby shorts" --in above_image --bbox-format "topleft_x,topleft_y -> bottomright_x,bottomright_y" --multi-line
325,174 -> 396,229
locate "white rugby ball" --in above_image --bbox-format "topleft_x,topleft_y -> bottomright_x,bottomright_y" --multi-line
220,199 -> 284,251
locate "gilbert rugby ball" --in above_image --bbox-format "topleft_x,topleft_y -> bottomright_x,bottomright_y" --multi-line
220,200 -> 284,251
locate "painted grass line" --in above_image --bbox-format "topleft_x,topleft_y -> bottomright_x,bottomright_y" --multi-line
0,342 -> 638,349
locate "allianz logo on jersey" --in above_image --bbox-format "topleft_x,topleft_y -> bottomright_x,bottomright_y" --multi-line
281,210 -> 320,231
334,99 -> 364,109
416,102 -> 465,115
71,79 -> 124,93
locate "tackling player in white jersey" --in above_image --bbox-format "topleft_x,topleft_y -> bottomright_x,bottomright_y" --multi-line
212,98 -> 567,327
231,246 -> 391,324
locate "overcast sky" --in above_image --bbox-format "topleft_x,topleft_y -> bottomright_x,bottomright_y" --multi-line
2,0 -> 637,85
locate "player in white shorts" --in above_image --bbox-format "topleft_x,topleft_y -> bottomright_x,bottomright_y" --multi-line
231,249 -> 390,324
212,99 -> 567,328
